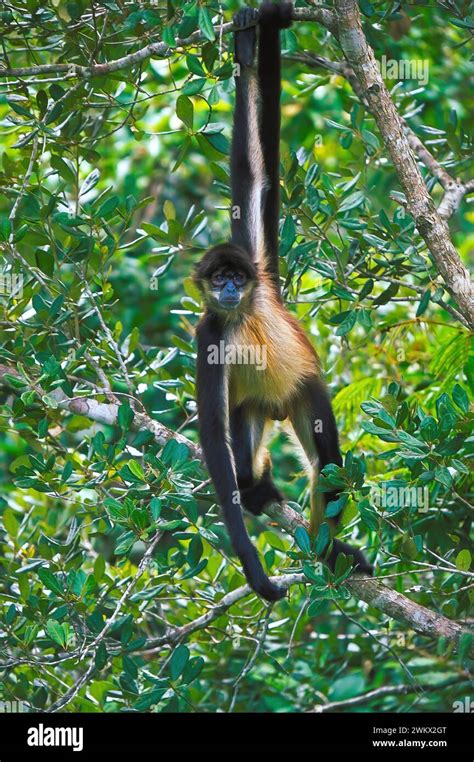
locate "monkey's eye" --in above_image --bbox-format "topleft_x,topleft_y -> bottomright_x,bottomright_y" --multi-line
211,272 -> 226,287
233,272 -> 246,287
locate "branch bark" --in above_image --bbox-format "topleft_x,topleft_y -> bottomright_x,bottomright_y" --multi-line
333,0 -> 474,329
311,675 -> 470,712
0,6 -> 336,79
1,364 -> 471,655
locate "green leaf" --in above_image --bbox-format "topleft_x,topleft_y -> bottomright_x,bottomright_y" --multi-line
95,642 -> 108,669
315,523 -> 331,556
186,54 -> 206,77
452,384 -> 469,413
330,674 -> 365,700
38,568 -> 64,596
359,499 -> 379,531
336,311 -> 357,336
456,549 -> 471,572
93,555 -> 106,582
198,6 -> 215,41
126,459 -> 145,481
307,599 -> 329,617
170,644 -> 189,680
181,656 -> 204,685
2,373 -> 27,389
0,217 -> 11,241
325,494 -> 348,518
205,132 -> 229,154
134,688 -> 167,711
176,95 -> 194,130
400,535 -> 418,560
416,289 -> 430,317
180,558 -> 208,579
434,466 -> 452,488
294,526 -> 311,555
97,195 -> 119,218
118,402 -> 134,430
3,508 -> 19,538
61,460 -> 73,483
51,155 -> 76,185
46,619 -> 67,647
182,78 -> 206,96
162,23 -> 176,47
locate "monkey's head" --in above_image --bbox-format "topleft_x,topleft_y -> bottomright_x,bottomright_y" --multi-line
194,243 -> 257,316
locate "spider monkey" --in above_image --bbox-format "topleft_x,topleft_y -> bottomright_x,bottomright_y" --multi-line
194,2 -> 373,601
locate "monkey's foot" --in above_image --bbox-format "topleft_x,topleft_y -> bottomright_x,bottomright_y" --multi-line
241,480 -> 283,516
233,8 -> 259,67
326,538 -> 374,576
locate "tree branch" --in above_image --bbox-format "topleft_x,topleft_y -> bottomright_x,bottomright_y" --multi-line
333,0 -> 474,329
0,6 -> 336,80
311,675 -> 471,712
1,364 -> 471,655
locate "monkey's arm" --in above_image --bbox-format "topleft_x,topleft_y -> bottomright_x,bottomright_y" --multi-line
196,318 -> 285,601
258,3 -> 293,292
230,8 -> 264,259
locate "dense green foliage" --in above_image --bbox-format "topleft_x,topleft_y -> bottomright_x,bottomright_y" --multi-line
0,0 -> 472,713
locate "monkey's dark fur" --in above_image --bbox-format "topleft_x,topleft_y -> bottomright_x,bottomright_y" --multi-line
194,3 -> 373,601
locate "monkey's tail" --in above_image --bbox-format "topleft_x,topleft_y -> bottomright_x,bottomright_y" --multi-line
221,502 -> 286,602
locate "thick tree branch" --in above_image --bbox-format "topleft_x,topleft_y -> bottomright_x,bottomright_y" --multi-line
264,503 -> 470,649
0,7 -> 336,79
0,362 -> 201,459
1,364 -> 471,654
333,0 -> 474,329
142,573 -> 305,654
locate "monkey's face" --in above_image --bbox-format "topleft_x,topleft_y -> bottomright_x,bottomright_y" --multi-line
206,267 -> 254,312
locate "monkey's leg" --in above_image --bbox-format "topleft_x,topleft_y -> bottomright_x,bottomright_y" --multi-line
230,407 -> 283,516
288,377 -> 373,575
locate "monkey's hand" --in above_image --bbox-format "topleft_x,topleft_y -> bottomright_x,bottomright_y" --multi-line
258,2 -> 293,29
233,7 -> 259,67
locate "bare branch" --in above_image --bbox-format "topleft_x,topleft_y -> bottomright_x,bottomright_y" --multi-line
0,7 -> 336,80
0,363 -> 201,460
311,675 -> 471,712
438,178 -> 474,220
